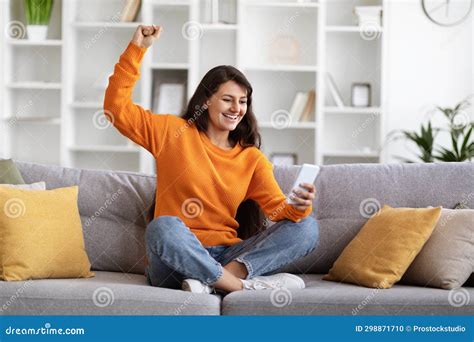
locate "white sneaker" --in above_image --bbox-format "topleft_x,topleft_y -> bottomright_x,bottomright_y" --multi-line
241,273 -> 305,290
182,279 -> 214,294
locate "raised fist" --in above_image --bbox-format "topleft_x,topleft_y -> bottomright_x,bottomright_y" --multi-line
131,25 -> 162,48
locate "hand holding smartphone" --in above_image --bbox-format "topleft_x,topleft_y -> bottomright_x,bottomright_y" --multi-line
286,164 -> 320,205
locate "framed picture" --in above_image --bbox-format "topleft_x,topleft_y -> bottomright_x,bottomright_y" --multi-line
270,153 -> 297,166
351,83 -> 371,107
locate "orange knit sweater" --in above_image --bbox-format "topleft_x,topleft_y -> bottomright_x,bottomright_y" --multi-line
104,42 -> 312,247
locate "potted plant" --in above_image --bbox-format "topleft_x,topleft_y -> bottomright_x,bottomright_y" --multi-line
389,97 -> 474,162
392,121 -> 439,163
25,0 -> 54,41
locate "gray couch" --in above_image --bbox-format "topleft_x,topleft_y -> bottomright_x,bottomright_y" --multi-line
1,161 -> 472,315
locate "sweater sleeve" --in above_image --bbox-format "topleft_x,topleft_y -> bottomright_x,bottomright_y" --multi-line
245,155 -> 312,222
103,42 -> 168,157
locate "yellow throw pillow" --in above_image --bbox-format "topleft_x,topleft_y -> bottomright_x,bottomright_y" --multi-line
323,205 -> 441,288
0,186 -> 94,281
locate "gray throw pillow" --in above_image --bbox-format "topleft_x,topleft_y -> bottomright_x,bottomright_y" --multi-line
453,203 -> 472,286
0,159 -> 25,184
402,208 -> 474,289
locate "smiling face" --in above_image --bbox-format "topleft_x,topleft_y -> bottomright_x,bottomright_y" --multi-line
206,80 -> 248,135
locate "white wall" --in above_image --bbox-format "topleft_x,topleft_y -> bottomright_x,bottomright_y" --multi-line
384,0 -> 473,163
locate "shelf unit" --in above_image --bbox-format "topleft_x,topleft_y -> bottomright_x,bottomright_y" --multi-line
1,0 -> 64,165
246,2 -> 320,8
237,0 -> 320,166
325,26 -> 383,32
6,39 -> 63,46
320,0 -> 385,165
6,82 -> 63,89
1,0 -> 387,172
61,0 -> 147,172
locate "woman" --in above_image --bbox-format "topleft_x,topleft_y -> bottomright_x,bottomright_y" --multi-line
104,25 -> 319,293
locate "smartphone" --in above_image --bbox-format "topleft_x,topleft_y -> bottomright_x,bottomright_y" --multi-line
286,164 -> 320,205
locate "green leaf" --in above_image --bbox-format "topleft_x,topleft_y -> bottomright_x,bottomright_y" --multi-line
24,0 -> 54,25
394,155 -> 417,163
435,147 -> 458,162
399,121 -> 436,162
451,132 -> 460,159
460,126 -> 472,156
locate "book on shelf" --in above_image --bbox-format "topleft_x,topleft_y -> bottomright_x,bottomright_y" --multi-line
120,0 -> 141,22
325,72 -> 344,108
153,83 -> 185,115
289,92 -> 308,122
289,89 -> 315,122
300,89 -> 315,122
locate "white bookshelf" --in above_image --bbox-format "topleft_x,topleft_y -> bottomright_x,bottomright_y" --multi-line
324,150 -> 379,158
1,0 -> 63,165
150,63 -> 190,70
63,0 -> 148,172
246,2 -> 320,8
1,0 -> 387,172
259,121 -> 317,129
324,106 -> 382,114
2,116 -> 61,124
70,22 -> 144,28
69,145 -> 141,153
321,0 -> 386,165
6,39 -> 63,46
6,82 -> 62,89
244,65 -> 318,72
325,26 -> 383,32
201,24 -> 238,31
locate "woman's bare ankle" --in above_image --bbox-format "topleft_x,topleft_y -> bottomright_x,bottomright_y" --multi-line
213,268 -> 243,292
223,260 -> 248,279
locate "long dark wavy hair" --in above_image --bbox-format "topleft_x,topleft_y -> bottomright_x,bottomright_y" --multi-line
181,65 -> 265,239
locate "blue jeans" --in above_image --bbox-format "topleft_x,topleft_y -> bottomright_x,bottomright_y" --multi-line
145,215 -> 319,289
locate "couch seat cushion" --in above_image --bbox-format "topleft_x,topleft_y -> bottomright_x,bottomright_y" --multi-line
0,271 -> 220,315
222,274 -> 473,315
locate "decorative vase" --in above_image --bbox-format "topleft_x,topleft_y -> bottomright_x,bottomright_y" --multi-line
27,25 -> 48,41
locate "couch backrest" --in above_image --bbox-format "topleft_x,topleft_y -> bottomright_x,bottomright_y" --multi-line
16,161 -> 474,276
16,161 -> 155,275
278,162 -> 474,275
